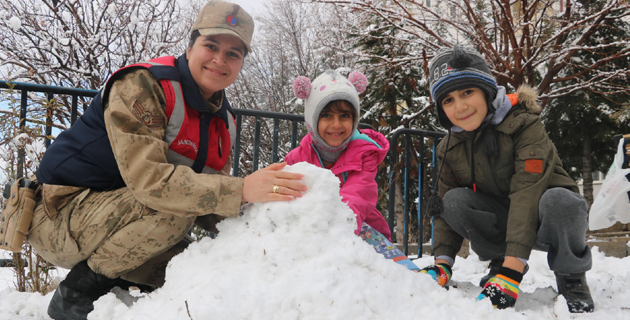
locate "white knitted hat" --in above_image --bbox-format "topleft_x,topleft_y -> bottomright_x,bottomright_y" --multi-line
293,69 -> 368,162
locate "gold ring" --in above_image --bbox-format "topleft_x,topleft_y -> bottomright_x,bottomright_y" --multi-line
273,185 -> 280,193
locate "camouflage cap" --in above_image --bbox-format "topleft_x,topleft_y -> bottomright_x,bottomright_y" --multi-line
191,0 -> 255,53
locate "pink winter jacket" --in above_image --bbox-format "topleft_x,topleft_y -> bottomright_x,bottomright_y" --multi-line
285,129 -> 391,240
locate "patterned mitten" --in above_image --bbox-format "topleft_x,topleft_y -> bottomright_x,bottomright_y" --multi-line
419,263 -> 452,287
476,267 -> 523,309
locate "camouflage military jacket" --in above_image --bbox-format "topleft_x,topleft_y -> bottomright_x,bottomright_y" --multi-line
38,57 -> 244,221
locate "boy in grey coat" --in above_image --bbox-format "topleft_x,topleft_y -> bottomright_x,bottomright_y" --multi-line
419,46 -> 594,313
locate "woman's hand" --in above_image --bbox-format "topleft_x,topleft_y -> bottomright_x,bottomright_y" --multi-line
242,162 -> 306,203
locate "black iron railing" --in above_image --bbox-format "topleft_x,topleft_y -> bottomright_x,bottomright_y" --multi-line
0,80 -> 444,258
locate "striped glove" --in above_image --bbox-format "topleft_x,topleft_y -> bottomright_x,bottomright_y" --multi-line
476,267 -> 523,309
419,263 -> 452,287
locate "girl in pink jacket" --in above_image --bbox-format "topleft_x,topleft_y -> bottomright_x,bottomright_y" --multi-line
286,69 -> 419,272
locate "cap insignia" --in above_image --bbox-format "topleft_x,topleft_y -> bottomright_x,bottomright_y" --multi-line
226,15 -> 238,26
226,6 -> 241,26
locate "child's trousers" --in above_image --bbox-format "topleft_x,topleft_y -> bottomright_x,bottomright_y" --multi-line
441,187 -> 592,274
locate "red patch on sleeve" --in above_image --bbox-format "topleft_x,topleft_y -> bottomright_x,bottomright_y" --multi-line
525,159 -> 543,174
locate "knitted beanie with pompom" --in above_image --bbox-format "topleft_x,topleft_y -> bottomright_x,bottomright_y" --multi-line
428,46 -> 498,130
292,69 -> 368,162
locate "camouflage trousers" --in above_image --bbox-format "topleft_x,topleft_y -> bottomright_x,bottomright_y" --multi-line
27,187 -> 195,287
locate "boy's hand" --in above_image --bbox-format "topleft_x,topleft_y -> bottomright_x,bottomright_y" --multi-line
502,256 -> 526,273
419,263 -> 452,287
477,267 -> 523,309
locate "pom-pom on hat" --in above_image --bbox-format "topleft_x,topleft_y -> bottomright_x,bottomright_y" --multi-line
292,69 -> 368,162
428,46 -> 498,130
293,76 -> 311,100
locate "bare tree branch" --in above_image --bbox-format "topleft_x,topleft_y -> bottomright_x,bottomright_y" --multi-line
1,0 -> 202,128
312,0 -> 630,108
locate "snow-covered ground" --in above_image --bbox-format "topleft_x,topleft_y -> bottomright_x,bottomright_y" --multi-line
1,163 -> 630,319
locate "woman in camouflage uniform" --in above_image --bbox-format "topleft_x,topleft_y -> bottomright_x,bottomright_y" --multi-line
27,2 -> 306,320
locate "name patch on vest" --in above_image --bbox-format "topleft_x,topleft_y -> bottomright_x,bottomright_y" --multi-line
132,100 -> 165,129
177,139 -> 199,153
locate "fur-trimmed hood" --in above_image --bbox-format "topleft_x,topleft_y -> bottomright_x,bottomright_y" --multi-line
491,84 -> 542,126
515,84 -> 542,114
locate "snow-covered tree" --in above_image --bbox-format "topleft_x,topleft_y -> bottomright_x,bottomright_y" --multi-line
313,0 -> 630,107
230,0 -> 357,113
544,0 -> 630,208
1,0 -> 201,128
1,0 -> 198,87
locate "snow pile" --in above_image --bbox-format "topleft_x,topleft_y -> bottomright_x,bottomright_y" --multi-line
81,162 -> 630,320
90,163 -> 460,319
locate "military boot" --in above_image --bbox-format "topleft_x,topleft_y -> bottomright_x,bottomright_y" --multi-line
47,260 -> 119,320
478,258 -> 528,287
555,272 -> 595,313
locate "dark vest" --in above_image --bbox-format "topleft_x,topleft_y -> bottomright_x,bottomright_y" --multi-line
36,55 -> 236,191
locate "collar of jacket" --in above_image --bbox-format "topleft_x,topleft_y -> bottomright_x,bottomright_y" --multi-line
176,54 -> 229,126
295,130 -> 388,176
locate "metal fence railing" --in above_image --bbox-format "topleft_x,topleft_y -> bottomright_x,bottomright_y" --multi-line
387,129 -> 446,257
0,80 -> 444,258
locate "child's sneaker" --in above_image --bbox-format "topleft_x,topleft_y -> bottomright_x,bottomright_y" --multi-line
554,272 -> 595,313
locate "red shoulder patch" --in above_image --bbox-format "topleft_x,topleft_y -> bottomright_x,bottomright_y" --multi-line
525,159 -> 543,174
